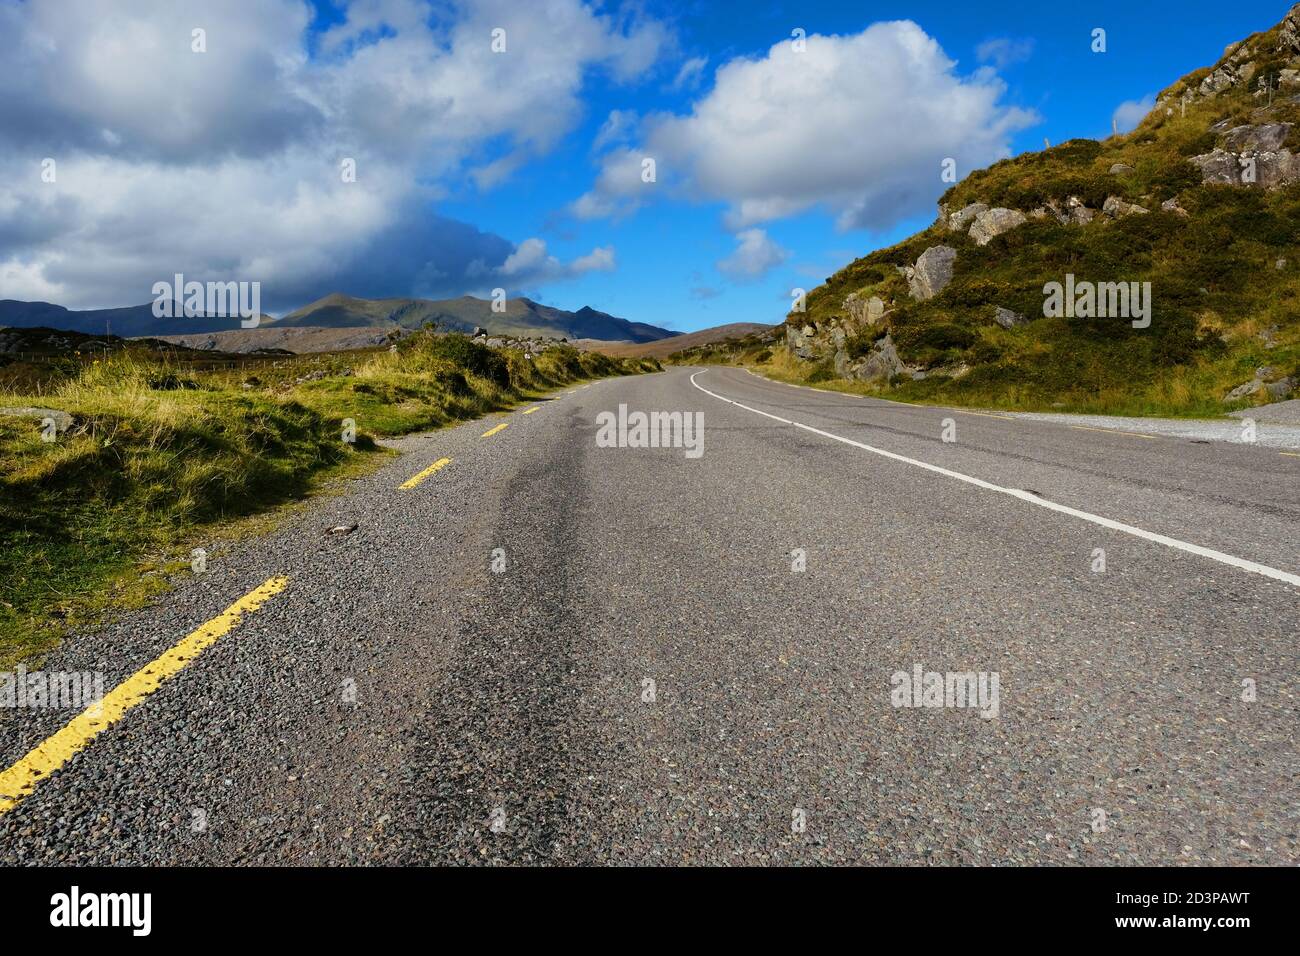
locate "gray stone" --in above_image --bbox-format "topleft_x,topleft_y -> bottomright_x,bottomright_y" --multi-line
1102,195 -> 1150,218
843,293 -> 888,327
786,323 -> 818,359
1223,123 -> 1291,152
969,208 -> 1028,246
1266,377 -> 1296,400
907,246 -> 957,300
994,307 -> 1027,329
1280,2 -> 1300,54
1224,367 -> 1287,402
1161,197 -> 1189,216
1191,147 -> 1300,189
1252,151 -> 1300,189
0,407 -> 74,433
1110,163 -> 1135,175
848,334 -> 909,383
1191,149 -> 1245,184
946,203 -> 988,232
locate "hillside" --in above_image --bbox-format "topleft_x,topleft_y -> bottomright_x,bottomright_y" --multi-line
585,322 -> 776,358
281,292 -> 676,343
726,5 -> 1300,417
150,325 -> 409,354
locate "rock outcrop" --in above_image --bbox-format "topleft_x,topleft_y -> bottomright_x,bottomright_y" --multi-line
1190,145 -> 1300,188
969,208 -> 1028,246
844,292 -> 888,326
846,334 -> 910,383
908,246 -> 957,300
945,203 -> 988,232
1224,367 -> 1297,402
1102,196 -> 1149,218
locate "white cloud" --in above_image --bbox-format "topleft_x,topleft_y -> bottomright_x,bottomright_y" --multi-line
1113,93 -> 1157,134
976,37 -> 1035,70
575,21 -> 1038,232
0,0 -> 669,310
716,229 -> 788,281
498,238 -> 615,283
671,56 -> 708,91
593,109 -> 638,152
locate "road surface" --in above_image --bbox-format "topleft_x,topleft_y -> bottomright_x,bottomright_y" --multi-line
2,366 -> 1296,865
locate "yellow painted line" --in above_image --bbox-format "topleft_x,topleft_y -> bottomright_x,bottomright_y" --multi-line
1281,452 -> 1300,458
481,422 -> 509,438
522,406 -> 540,415
1070,424 -> 1156,440
399,456 -> 452,490
0,577 -> 288,816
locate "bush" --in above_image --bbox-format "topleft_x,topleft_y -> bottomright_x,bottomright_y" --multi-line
404,333 -> 510,388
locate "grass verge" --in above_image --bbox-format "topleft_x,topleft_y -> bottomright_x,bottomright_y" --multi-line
0,333 -> 658,665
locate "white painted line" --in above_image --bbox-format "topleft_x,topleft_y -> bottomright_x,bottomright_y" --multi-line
690,371 -> 1300,589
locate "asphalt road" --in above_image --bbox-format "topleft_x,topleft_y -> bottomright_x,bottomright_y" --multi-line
1,366 -> 1296,865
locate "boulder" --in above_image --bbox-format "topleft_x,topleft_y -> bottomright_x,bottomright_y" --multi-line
848,334 -> 909,383
1109,163 -> 1135,175
1266,376 -> 1296,400
969,208 -> 1027,246
1191,146 -> 1300,188
1191,149 -> 1243,184
993,307 -> 1027,329
1199,59 -> 1256,97
844,292 -> 887,327
1224,366 -> 1292,402
786,323 -> 818,359
1066,197 -> 1095,225
833,349 -> 851,379
0,407 -> 74,433
1161,197 -> 1189,216
1253,151 -> 1300,188
1102,195 -> 1149,218
946,202 -> 988,232
907,246 -> 957,300
1222,123 -> 1291,152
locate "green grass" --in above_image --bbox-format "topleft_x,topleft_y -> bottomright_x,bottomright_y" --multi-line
0,334 -> 658,665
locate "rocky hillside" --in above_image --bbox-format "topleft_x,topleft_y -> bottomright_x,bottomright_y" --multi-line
782,4 -> 1300,416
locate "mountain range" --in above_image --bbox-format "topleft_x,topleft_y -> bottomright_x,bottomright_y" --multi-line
0,293 -> 676,345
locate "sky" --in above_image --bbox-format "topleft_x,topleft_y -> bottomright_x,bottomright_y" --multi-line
0,0 -> 1289,331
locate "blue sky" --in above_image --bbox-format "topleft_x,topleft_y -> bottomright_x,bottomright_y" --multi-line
348,0 -> 1283,331
0,1 -> 1288,331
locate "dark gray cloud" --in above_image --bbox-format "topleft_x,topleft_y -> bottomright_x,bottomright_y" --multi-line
0,0 -> 671,308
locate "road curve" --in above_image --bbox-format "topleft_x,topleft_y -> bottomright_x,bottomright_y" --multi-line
1,366 -> 1296,865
